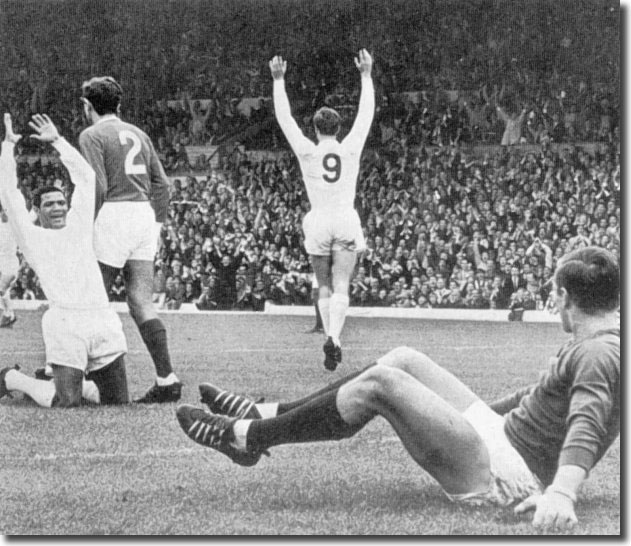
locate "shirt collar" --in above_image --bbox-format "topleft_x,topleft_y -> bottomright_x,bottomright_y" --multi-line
95,114 -> 119,125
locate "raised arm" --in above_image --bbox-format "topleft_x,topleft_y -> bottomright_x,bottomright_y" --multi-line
0,114 -> 37,247
29,114 -> 96,232
269,55 -> 312,156
345,49 -> 375,147
78,129 -> 107,217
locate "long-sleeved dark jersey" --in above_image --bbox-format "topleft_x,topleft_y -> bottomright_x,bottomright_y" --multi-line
503,328 -> 620,486
79,116 -> 170,223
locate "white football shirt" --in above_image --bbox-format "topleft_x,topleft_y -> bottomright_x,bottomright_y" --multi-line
0,215 -> 17,257
273,75 -> 374,212
0,139 -> 110,309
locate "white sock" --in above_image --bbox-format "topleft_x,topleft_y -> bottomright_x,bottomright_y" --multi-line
257,402 -> 278,419
156,373 -> 179,386
317,297 -> 331,335
5,369 -> 55,407
328,293 -> 349,347
82,380 -> 100,404
232,419 -> 253,451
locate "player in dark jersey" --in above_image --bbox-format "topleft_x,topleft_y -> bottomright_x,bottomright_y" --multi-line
79,77 -> 181,403
176,246 -> 619,532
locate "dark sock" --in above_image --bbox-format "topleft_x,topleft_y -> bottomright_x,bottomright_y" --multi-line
247,390 -> 363,452
277,363 -> 376,415
314,301 -> 323,329
138,318 -> 173,378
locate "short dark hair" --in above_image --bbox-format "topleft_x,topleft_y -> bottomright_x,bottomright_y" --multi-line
313,107 -> 341,136
32,185 -> 65,209
81,76 -> 123,115
555,247 -> 619,314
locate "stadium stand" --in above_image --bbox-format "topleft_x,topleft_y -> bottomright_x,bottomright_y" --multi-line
1,0 -> 619,313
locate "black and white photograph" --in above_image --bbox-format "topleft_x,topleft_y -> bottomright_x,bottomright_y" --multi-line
0,0 -> 621,536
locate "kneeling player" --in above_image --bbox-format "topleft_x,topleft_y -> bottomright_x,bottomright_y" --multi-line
0,114 -> 129,407
177,246 -> 619,532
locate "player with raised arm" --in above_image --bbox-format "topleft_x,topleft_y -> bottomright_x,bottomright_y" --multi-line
0,203 -> 19,327
269,49 -> 375,371
79,77 -> 181,403
0,114 -> 129,408
177,246 -> 619,533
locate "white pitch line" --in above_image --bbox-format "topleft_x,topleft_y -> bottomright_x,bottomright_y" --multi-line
6,344 -> 560,357
1,436 -> 403,464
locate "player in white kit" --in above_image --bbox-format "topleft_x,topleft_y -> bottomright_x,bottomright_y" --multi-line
0,114 -> 129,408
0,205 -> 18,327
270,49 -> 375,371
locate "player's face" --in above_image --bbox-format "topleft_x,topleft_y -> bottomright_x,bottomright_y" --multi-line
37,191 -> 68,229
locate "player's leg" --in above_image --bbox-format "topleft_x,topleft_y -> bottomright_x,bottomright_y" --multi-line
86,355 -> 129,405
310,254 -> 332,335
329,248 -> 357,348
201,346 -> 480,419
179,364 -> 491,495
305,274 -> 324,333
124,259 -> 181,403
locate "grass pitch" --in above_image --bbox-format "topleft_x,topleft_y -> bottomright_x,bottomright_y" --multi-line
0,310 -> 620,535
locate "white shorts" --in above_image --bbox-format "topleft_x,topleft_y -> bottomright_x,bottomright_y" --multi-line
41,307 -> 127,374
0,253 -> 19,277
444,401 -> 543,506
94,202 -> 159,267
303,209 -> 365,256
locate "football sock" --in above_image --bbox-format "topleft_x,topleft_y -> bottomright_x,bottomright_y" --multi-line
81,380 -> 101,404
314,300 -> 323,329
5,369 -> 55,407
156,373 -> 179,386
328,293 -> 349,347
256,402 -> 279,418
317,297 -> 331,335
246,390 -> 361,452
138,319 -> 176,379
277,363 -> 375,415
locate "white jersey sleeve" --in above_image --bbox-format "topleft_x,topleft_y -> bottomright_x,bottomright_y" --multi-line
273,80 -> 314,157
52,138 -> 96,234
0,142 -> 38,251
343,75 -> 375,151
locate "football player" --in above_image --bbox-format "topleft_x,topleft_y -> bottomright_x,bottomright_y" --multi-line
269,49 -> 375,370
178,246 -> 620,533
0,114 -> 128,407
0,203 -> 18,327
79,77 -> 181,403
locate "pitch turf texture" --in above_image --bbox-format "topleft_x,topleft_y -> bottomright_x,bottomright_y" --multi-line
0,310 -> 620,536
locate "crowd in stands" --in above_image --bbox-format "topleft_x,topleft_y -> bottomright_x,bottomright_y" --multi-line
2,0 -> 620,314
1,0 -> 619,157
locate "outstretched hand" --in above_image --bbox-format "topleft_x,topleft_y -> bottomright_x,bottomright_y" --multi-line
28,114 -> 60,144
269,56 -> 287,80
3,113 -> 22,144
514,492 -> 578,532
354,49 -> 373,76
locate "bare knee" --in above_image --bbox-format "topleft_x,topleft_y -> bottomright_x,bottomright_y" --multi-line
380,346 -> 428,372
346,364 -> 403,407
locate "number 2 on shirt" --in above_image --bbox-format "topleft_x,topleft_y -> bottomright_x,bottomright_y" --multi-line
118,130 -> 148,175
322,153 -> 341,183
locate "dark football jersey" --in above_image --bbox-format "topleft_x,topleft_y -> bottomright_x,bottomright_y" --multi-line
79,116 -> 170,222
